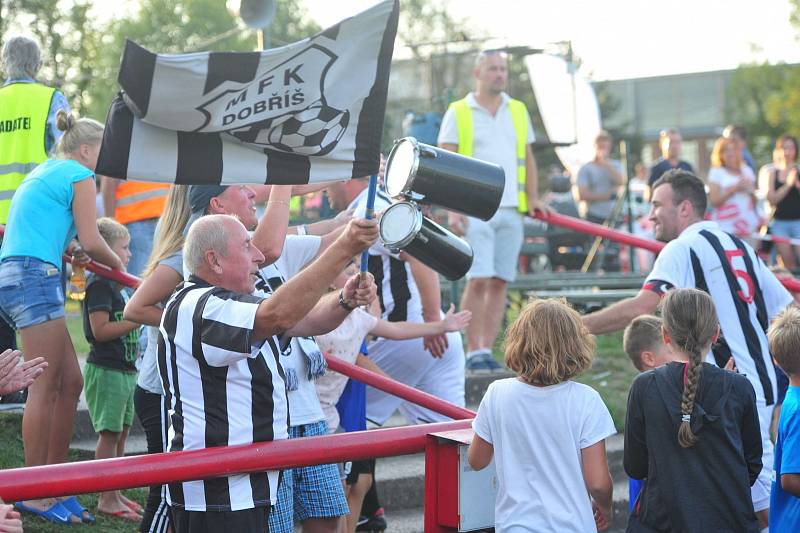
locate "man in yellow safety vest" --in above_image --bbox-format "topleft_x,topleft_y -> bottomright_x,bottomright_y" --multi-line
438,50 -> 545,372
0,35 -> 70,384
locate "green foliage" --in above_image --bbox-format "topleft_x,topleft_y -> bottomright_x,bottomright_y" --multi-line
723,2 -> 800,164
1,0 -> 99,111
725,61 -> 800,164
2,0 -> 320,120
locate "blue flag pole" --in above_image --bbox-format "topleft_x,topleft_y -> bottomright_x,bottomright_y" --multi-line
360,175 -> 378,277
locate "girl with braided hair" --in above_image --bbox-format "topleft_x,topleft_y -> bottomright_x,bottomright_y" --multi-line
624,288 -> 764,532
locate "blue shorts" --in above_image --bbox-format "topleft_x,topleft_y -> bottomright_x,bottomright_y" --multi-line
771,218 -> 800,239
268,420 -> 348,531
0,257 -> 65,329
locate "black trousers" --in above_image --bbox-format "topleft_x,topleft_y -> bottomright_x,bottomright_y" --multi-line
0,315 -> 20,403
134,385 -> 172,533
0,316 -> 15,352
171,506 -> 270,533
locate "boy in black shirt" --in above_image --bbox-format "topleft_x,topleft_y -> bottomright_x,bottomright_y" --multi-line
81,217 -> 143,522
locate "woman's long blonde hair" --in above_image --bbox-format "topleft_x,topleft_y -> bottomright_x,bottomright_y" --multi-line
141,185 -> 190,278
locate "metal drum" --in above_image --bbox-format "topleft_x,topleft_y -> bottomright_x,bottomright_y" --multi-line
384,137 -> 504,221
380,201 -> 473,281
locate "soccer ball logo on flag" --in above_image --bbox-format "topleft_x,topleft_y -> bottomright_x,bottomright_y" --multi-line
227,98 -> 350,156
267,100 -> 350,156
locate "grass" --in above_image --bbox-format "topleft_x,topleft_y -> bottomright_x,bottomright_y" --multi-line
65,300 -> 90,355
0,414 -> 147,533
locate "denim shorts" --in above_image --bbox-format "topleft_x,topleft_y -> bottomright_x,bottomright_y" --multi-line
770,218 -> 800,239
0,257 -> 65,329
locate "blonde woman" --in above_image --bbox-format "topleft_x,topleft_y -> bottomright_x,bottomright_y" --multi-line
468,298 -> 616,532
708,136 -> 761,238
124,184 -> 189,533
0,111 -> 124,524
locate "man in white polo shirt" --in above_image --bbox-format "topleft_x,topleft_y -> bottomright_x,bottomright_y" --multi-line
438,49 -> 544,371
582,169 -> 793,531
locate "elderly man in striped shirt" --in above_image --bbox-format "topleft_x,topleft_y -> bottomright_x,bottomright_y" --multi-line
158,214 -> 377,532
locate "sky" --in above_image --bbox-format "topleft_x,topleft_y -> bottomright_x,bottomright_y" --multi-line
302,0 -> 800,80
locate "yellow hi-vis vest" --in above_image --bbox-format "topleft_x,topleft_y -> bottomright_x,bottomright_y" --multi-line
0,82 -> 55,224
449,96 -> 529,213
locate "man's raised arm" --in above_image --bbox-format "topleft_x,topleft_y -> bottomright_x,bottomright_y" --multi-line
252,218 -> 378,340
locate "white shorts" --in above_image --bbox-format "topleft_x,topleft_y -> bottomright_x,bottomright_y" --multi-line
752,402 -> 775,512
465,207 -> 523,283
365,327 -> 465,426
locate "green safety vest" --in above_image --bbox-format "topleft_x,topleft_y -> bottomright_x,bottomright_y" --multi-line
449,96 -> 529,213
0,82 -> 55,224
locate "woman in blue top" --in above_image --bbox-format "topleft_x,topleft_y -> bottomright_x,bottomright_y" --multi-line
0,110 -> 124,524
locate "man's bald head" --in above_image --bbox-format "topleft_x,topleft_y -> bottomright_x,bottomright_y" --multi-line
184,214 -> 237,275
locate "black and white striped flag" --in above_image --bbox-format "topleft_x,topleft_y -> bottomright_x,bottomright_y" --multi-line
97,0 -> 398,185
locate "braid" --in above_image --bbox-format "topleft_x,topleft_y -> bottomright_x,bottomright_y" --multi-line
678,341 -> 703,448
661,288 -> 718,449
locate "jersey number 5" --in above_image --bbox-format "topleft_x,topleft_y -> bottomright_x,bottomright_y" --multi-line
725,249 -> 754,304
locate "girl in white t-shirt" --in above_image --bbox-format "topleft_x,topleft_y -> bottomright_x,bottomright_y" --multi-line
314,261 -> 471,532
468,298 -> 616,533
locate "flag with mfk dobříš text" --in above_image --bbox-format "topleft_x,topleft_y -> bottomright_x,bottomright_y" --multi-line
97,0 -> 398,186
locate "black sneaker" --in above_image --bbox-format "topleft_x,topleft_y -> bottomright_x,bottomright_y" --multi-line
356,507 -> 387,532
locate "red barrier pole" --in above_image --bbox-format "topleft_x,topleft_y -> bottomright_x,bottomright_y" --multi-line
534,211 -> 662,253
325,355 -> 476,420
533,211 -> 800,293
76,257 -> 141,288
0,226 -> 141,288
0,420 -> 471,501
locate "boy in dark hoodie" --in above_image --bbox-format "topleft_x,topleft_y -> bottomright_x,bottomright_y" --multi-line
624,289 -> 762,532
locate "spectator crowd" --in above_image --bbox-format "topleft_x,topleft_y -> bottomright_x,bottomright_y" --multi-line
0,33 -> 799,533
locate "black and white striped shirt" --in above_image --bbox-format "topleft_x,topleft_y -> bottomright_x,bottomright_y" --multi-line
349,188 -> 422,322
644,221 -> 793,406
157,276 -> 288,512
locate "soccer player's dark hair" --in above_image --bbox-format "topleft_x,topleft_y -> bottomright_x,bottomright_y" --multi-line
652,169 -> 707,217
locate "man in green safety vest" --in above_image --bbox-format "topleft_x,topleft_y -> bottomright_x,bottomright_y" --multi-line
0,35 -> 70,396
438,50 -> 545,372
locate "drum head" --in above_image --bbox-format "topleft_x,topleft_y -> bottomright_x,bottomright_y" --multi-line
385,138 -> 419,197
380,202 -> 422,249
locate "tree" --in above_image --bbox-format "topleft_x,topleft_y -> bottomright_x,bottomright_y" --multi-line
84,0 -> 321,119
723,1 -> 800,164
1,0 -> 101,114
725,61 -> 800,164
1,0 -> 321,120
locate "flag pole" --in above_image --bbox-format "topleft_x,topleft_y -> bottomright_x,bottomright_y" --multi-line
360,174 -> 379,279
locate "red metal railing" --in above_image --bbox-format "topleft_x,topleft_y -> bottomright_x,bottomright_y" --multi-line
0,420 -> 471,501
0,226 -> 140,288
325,355 -> 475,420
0,225 -> 475,500
533,211 -> 800,293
